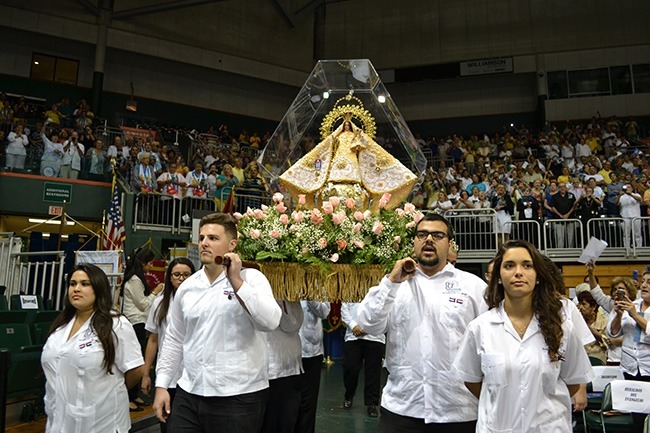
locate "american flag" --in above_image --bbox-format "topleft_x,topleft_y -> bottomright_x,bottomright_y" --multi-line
102,186 -> 125,250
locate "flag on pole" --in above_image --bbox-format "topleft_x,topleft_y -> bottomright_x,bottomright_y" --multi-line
103,185 -> 126,250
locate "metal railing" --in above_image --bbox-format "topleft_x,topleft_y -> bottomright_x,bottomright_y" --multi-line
0,233 -> 20,288
543,219 -> 585,258
6,251 -> 66,310
632,216 -> 650,258
133,192 -> 179,233
504,220 -> 542,247
178,196 -> 217,233
444,208 -> 499,258
586,218 -> 627,257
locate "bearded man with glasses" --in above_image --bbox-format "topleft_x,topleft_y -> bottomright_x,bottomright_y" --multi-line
357,213 -> 488,433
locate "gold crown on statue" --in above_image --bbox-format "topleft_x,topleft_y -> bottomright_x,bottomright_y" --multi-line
320,94 -> 377,140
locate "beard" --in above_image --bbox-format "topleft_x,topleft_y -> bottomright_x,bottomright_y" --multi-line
417,255 -> 440,268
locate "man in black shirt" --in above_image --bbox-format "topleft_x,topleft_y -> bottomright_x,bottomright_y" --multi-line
549,182 -> 578,248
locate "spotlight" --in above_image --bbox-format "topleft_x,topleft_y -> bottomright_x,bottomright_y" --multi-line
378,95 -> 386,103
323,91 -> 330,99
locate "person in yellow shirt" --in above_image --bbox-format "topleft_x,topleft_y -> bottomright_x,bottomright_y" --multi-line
585,132 -> 602,154
598,160 -> 613,184
557,167 -> 572,185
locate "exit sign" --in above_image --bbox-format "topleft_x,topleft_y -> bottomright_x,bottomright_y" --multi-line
48,206 -> 63,216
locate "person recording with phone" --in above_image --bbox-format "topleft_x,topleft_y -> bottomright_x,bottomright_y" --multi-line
608,269 -> 650,433
616,184 -> 643,249
60,130 -> 84,179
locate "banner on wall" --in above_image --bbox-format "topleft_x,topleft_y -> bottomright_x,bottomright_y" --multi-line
120,126 -> 157,143
76,250 -> 121,275
460,57 -> 513,76
144,260 -> 167,290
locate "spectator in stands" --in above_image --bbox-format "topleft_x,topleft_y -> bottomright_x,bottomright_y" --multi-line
60,130 -> 84,179
576,290 -> 608,364
232,157 -> 245,182
466,173 -> 486,193
6,123 -> 29,170
522,164 -> 543,186
87,139 -> 107,180
0,130 -> 6,166
132,152 -> 156,193
491,184 -> 514,246
428,190 -> 453,212
107,136 -> 127,160
616,184 -> 643,250
214,163 -> 240,208
41,263 -> 144,432
186,161 -> 209,199
27,121 -> 45,171
341,302 -> 385,418
121,248 -> 164,411
39,126 -> 63,177
43,103 -> 63,128
157,162 -> 186,199
75,110 -> 92,130
79,125 -> 96,149
57,97 -> 74,128
141,258 -> 196,433
608,269 -> 650,432
549,182 -> 577,248
454,240 -> 593,433
12,96 -> 29,124
153,214 -> 281,432
249,132 -> 261,149
296,300 -> 331,433
0,95 -> 14,136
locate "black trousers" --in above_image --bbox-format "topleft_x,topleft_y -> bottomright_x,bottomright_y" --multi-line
169,387 -> 268,433
293,355 -> 323,433
378,407 -> 477,433
260,374 -> 302,433
623,371 -> 650,433
342,339 -> 385,405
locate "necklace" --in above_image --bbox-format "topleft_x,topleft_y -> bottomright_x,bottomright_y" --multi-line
509,315 -> 533,338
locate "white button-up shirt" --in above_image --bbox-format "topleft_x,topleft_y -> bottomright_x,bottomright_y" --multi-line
265,301 -> 304,380
145,296 -> 182,388
357,264 -> 487,423
607,299 -> 650,376
299,301 -> 331,358
155,267 -> 282,396
454,302 -> 594,433
41,314 -> 143,433
341,302 -> 385,344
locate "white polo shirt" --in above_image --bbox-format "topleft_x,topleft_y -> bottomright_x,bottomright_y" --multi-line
155,267 -> 281,396
41,314 -> 143,433
454,303 -> 594,433
341,302 -> 385,344
357,264 -> 487,423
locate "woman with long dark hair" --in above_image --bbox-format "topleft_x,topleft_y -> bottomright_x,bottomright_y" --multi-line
41,263 -> 144,432
141,258 -> 196,432
122,248 -> 163,409
453,240 -> 593,432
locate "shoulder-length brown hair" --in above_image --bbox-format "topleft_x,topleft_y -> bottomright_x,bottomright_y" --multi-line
486,240 -> 564,362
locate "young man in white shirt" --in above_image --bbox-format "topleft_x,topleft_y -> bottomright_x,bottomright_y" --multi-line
153,213 -> 282,433
357,213 -> 487,433
59,130 -> 84,179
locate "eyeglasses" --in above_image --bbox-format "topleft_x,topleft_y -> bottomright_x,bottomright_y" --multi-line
171,272 -> 192,279
415,230 -> 448,241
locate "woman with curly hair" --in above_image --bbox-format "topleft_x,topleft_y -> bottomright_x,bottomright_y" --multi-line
41,263 -> 144,433
140,258 -> 196,432
453,240 -> 593,432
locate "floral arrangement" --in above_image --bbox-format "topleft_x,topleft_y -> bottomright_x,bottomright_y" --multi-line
234,192 -> 424,270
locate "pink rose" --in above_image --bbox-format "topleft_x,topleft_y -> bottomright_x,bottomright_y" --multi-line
353,240 -> 365,248
270,229 -> 280,239
413,212 -> 423,223
394,235 -> 401,244
250,229 -> 261,239
253,209 -> 265,219
353,222 -> 362,232
318,237 -> 328,248
322,202 -> 334,215
298,194 -> 306,205
330,253 -> 339,263
332,213 -> 343,225
293,211 -> 304,223
346,198 -> 356,209
396,208 -> 405,218
261,204 -> 268,211
246,207 -> 254,217
276,202 -> 287,213
381,192 -> 392,203
404,203 -> 416,214
233,212 -> 243,220
328,196 -> 340,208
280,214 -> 289,225
273,192 -> 284,203
372,221 -> 384,235
363,210 -> 371,220
354,211 -> 365,221
336,239 -> 347,250
406,221 -> 416,229
378,198 -> 388,209
311,209 -> 323,225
